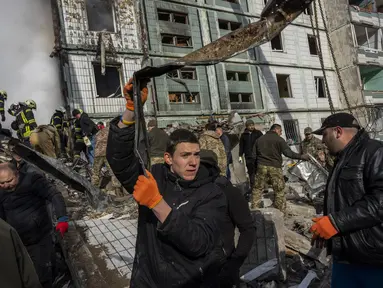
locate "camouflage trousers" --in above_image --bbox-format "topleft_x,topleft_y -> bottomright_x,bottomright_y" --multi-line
91,156 -> 121,188
151,156 -> 164,165
251,165 -> 286,213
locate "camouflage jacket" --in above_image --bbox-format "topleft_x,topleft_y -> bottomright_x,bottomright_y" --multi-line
199,131 -> 227,176
95,127 -> 109,157
301,136 -> 334,168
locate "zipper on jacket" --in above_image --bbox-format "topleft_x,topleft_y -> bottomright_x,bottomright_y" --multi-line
175,178 -> 182,192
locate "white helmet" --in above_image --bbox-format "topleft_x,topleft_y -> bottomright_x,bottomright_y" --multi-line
25,99 -> 37,110
57,106 -> 66,113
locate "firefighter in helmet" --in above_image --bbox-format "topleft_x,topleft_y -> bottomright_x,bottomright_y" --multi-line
8,100 -> 37,145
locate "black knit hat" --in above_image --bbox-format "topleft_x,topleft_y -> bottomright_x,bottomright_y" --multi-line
312,113 -> 360,135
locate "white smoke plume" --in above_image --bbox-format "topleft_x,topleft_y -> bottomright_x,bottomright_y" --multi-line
0,0 -> 63,130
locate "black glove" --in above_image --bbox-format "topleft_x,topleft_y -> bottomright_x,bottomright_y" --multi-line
1,114 -> 5,122
219,258 -> 242,288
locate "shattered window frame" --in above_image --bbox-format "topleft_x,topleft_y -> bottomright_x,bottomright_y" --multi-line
315,76 -> 326,98
353,24 -> 379,50
86,0 -> 116,33
218,19 -> 242,31
157,9 -> 189,24
226,71 -> 250,81
229,93 -> 253,103
307,34 -> 318,55
161,34 -> 192,47
167,67 -> 198,79
276,74 -> 293,98
271,33 -> 284,52
283,119 -> 301,144
168,92 -> 200,104
92,63 -> 123,98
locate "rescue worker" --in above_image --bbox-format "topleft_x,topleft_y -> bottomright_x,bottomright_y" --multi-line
310,113 -> 383,288
92,122 -> 123,197
50,106 -> 69,157
8,100 -> 37,145
29,125 -> 61,158
301,126 -> 334,168
199,122 -> 227,176
147,119 -> 169,165
200,150 -> 255,288
106,78 -> 227,287
0,90 -> 7,122
0,162 -> 68,288
72,109 -> 98,166
215,125 -> 233,180
239,120 -> 263,191
72,113 -> 86,162
252,124 -> 309,213
0,218 -> 42,288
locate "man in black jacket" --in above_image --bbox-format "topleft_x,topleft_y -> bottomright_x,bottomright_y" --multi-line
72,109 -> 98,166
310,113 -> 383,287
0,162 -> 68,288
106,79 -> 227,288
200,149 -> 255,288
239,120 -> 263,193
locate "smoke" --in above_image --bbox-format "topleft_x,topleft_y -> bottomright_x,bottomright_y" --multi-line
0,0 -> 63,129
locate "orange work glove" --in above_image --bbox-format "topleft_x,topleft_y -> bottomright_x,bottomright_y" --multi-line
310,216 -> 338,240
133,170 -> 163,209
123,77 -> 149,111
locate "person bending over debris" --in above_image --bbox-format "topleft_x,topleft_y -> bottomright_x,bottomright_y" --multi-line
0,218 -> 42,288
29,125 -> 61,158
106,78 -> 227,288
200,149 -> 255,288
0,162 -> 68,288
199,121 -> 227,176
147,119 -> 169,165
92,122 -> 123,197
252,124 -> 309,213
310,113 -> 383,288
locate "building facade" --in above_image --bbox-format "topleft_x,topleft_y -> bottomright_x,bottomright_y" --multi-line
53,0 -> 341,143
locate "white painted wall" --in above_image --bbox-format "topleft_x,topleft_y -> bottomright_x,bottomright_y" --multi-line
0,0 -> 63,129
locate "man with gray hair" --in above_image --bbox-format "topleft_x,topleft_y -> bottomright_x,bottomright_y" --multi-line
309,113 -> 383,287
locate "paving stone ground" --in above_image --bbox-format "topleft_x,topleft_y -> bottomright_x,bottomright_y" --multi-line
75,218 -> 138,281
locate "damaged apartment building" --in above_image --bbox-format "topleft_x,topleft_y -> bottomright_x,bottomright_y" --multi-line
52,0 -> 342,143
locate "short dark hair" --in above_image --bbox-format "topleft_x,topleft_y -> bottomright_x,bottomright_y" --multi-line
270,124 -> 281,131
166,129 -> 199,155
72,109 -> 81,117
206,122 -> 218,131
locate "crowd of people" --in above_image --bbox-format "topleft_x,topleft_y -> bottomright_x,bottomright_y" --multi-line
0,76 -> 382,288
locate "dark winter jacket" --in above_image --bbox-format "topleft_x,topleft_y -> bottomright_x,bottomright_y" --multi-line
79,112 -> 98,137
106,117 -> 227,288
148,127 -> 169,157
50,111 -> 68,131
221,133 -> 233,164
0,171 -> 67,246
325,129 -> 383,266
239,129 -> 263,159
255,131 -> 304,168
0,218 -> 41,288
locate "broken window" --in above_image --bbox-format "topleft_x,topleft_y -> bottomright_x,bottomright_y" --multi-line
353,25 -> 379,49
157,9 -> 188,24
276,74 -> 292,98
180,68 -> 197,79
229,93 -> 253,103
308,35 -> 318,55
168,92 -> 200,103
218,19 -> 241,31
93,64 -> 122,98
167,68 -> 197,79
161,34 -> 192,47
226,71 -> 250,81
86,0 -> 115,32
283,119 -> 301,144
271,34 -> 283,51
315,77 -> 326,98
